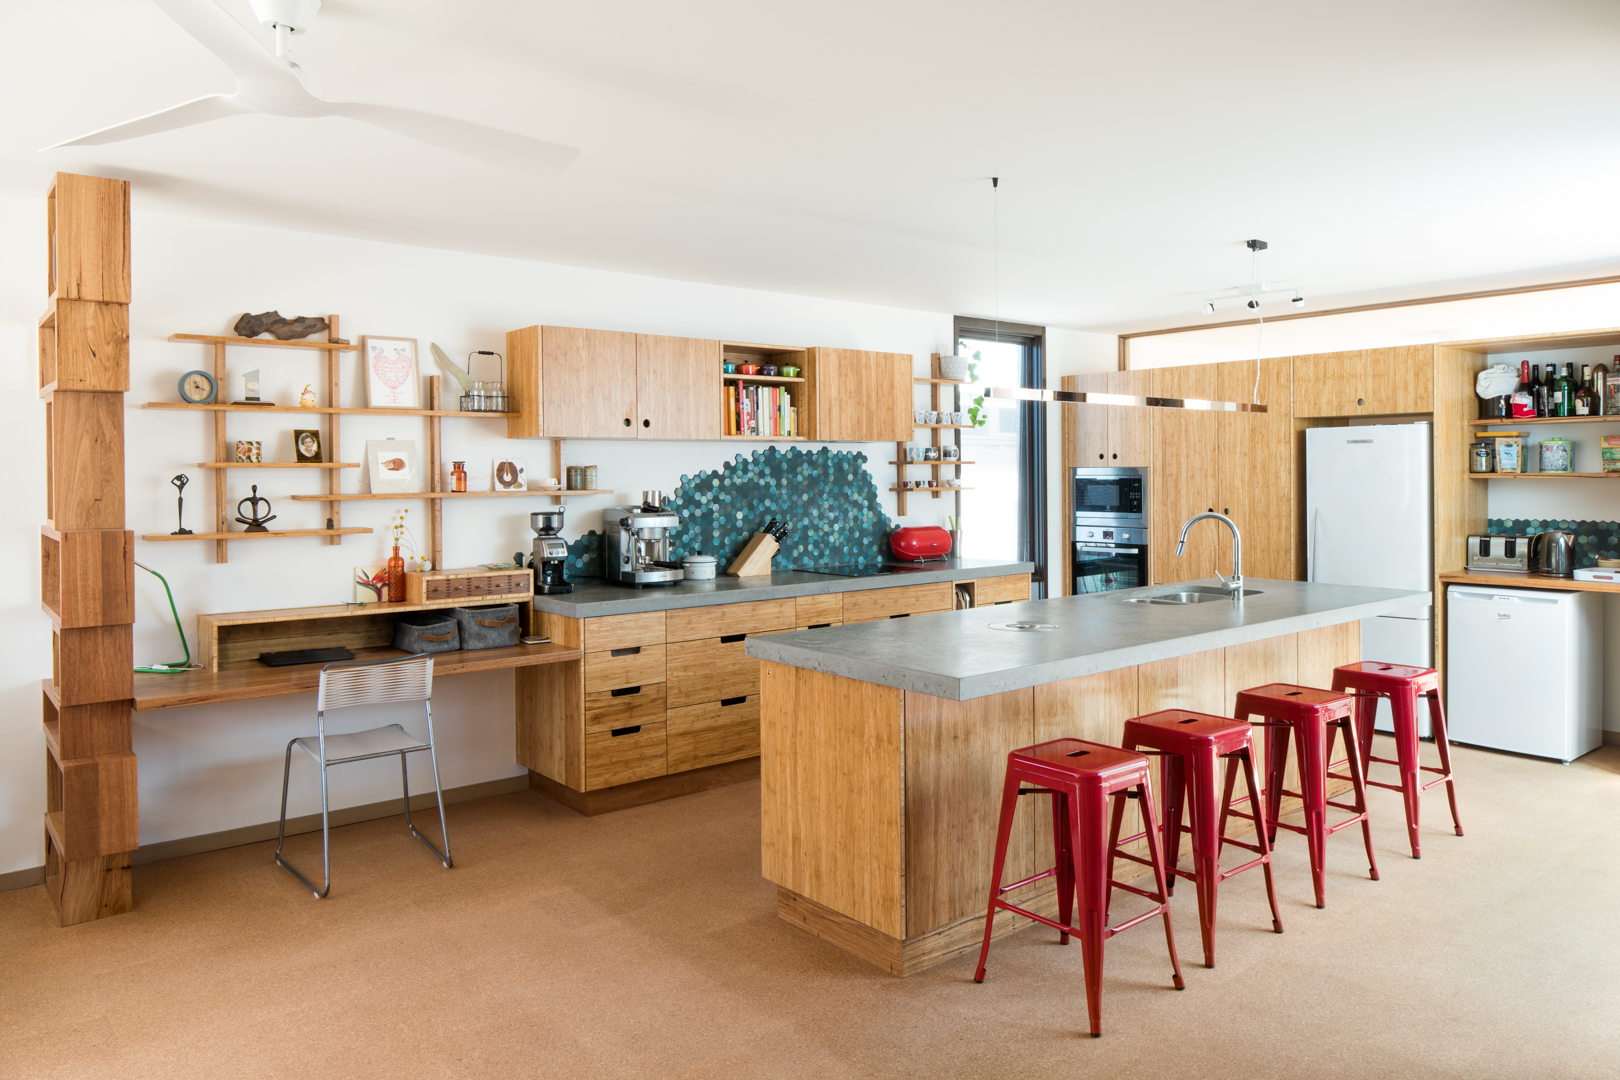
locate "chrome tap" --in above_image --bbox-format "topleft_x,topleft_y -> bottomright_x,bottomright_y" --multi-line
1176,512 -> 1244,598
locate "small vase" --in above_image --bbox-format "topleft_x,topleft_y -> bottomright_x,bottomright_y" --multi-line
387,544 -> 406,603
949,530 -> 962,556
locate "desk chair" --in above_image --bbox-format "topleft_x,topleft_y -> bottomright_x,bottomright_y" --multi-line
275,653 -> 452,898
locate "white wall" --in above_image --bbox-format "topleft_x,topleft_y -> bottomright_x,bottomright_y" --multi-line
1,191 -> 970,876
1126,288 -> 1620,733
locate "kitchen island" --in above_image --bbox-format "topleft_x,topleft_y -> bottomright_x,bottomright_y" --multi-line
746,578 -> 1429,975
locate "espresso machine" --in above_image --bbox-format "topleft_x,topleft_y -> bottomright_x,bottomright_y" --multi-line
529,509 -> 573,594
603,492 -> 685,587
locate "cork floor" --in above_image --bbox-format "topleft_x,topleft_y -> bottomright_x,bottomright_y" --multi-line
3,740 -> 1618,1079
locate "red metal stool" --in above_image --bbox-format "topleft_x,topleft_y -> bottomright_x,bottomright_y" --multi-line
973,738 -> 1185,1038
1331,661 -> 1463,859
1120,710 -> 1283,969
1233,684 -> 1379,909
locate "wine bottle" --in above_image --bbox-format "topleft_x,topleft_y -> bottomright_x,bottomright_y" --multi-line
1512,359 -> 1535,418
1532,363 -> 1548,417
1595,359 -> 1610,416
1554,363 -> 1575,418
1575,364 -> 1595,416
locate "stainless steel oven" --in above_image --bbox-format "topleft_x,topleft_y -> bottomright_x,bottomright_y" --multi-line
1072,467 -> 1149,594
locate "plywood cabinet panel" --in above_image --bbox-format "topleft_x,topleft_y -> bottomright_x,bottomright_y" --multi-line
1150,366 -> 1220,584
667,696 -> 760,772
541,325 -> 637,438
814,348 -> 911,442
1109,369 -> 1153,467
637,334 -> 719,441
665,599 -> 794,643
842,582 -> 954,623
581,611 -> 665,652
1216,356 -> 1295,580
1292,347 -> 1432,418
973,574 -> 1031,606
584,682 -> 667,734
585,722 -> 667,790
505,326 -> 542,438
666,635 -> 759,708
795,594 -> 843,627
583,644 -> 666,694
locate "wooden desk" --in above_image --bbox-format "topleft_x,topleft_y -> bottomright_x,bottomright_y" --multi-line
132,642 -> 581,711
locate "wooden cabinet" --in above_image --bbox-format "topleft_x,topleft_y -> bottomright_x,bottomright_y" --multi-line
842,582 -> 955,623
1150,365 -> 1221,584
585,722 -> 667,790
1215,357 -> 1295,580
504,325 -> 636,439
1292,346 -> 1432,418
637,334 -> 719,441
972,574 -> 1032,606
667,696 -> 761,773
794,594 -> 843,629
812,348 -> 911,442
1065,370 -> 1151,468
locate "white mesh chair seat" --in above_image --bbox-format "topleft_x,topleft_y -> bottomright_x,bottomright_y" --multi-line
293,723 -> 430,763
275,652 -> 452,898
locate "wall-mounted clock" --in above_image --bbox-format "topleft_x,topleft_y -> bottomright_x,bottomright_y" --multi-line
179,370 -> 217,404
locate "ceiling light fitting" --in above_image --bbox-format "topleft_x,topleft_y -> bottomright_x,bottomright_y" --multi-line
1199,240 -> 1303,314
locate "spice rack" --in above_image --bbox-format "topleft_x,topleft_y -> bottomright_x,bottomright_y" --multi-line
894,354 -> 974,515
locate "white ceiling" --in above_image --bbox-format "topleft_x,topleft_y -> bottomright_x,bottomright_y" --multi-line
8,0 -> 1620,332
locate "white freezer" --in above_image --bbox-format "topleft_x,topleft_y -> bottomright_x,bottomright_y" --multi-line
1445,585 -> 1602,763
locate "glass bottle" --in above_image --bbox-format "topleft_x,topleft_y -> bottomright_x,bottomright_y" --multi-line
386,543 -> 406,603
1594,359 -> 1610,416
452,460 -> 468,493
1532,364 -> 1547,417
1512,360 -> 1535,418
1575,364 -> 1595,416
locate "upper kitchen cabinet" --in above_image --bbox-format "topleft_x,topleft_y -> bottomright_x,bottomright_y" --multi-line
811,348 -> 911,442
1150,364 -> 1221,584
1215,356 -> 1294,580
1067,369 -> 1151,468
637,334 -> 720,441
504,325 -> 644,439
1293,346 -> 1433,417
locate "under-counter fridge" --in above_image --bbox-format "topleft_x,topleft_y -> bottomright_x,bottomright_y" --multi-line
1446,585 -> 1602,763
1305,424 -> 1432,735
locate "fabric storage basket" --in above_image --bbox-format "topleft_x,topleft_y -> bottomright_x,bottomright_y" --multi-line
392,612 -> 461,654
451,604 -> 522,650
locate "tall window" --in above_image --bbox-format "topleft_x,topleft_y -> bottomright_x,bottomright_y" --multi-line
954,317 -> 1047,597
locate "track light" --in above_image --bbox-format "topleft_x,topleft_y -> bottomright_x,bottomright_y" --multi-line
1246,299 -> 1259,310
1202,302 -> 1215,315
1291,292 -> 1304,307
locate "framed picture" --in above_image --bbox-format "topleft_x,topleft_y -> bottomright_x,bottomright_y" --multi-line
293,429 -> 322,463
354,565 -> 389,603
362,438 -> 420,494
362,335 -> 420,409
492,456 -> 526,491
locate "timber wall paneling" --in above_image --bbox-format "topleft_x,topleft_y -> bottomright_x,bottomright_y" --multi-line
41,173 -> 135,925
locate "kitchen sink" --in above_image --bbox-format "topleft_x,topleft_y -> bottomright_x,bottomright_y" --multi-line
1121,586 -> 1263,605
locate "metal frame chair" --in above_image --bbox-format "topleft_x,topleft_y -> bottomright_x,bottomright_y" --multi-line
275,652 -> 452,898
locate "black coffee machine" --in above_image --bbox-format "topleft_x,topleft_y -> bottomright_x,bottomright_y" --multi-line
530,509 -> 573,594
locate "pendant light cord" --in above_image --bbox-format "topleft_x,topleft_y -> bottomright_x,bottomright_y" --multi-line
1251,242 -> 1263,403
992,177 -> 1000,343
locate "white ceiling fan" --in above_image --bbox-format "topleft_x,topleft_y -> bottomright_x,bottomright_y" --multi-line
44,0 -> 580,178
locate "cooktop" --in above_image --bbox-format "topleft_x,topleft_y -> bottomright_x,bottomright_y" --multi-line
798,561 -> 944,577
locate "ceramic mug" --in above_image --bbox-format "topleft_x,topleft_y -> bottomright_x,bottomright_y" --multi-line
951,411 -> 967,425
946,479 -> 962,488
926,411 -> 942,424
924,447 -> 939,461
942,446 -> 960,461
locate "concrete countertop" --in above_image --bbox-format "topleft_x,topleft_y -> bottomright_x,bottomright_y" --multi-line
745,578 -> 1430,701
531,558 -> 1034,618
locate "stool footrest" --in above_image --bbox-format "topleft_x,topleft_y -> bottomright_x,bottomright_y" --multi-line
1220,838 -> 1265,857
997,868 -> 1056,895
1108,881 -> 1161,905
1323,813 -> 1370,835
1112,850 -> 1154,871
1418,774 -> 1454,792
1217,854 -> 1268,881
1365,778 -> 1406,794
1108,904 -> 1169,936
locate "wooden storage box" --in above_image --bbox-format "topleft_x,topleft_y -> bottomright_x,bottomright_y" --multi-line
585,721 -> 668,790
47,173 -> 131,304
38,297 -> 129,395
44,391 -> 125,531
403,566 -> 532,605
41,527 -> 133,629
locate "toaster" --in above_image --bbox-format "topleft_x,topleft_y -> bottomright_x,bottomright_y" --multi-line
1466,534 -> 1530,573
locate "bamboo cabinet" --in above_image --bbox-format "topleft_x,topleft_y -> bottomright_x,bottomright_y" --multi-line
636,334 -> 720,440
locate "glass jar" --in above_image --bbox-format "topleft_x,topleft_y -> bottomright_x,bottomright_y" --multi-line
1469,440 -> 1496,473
1539,437 -> 1574,474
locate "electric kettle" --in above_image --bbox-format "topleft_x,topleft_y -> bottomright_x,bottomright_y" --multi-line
1530,529 -> 1576,577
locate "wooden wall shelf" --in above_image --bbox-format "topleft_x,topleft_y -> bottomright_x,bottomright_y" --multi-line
1470,414 -> 1617,426
889,460 -> 976,466
915,423 -> 973,430
287,489 -> 611,502
140,528 -> 373,542
723,373 -> 806,384
915,377 -> 968,385
896,355 -> 972,516
1467,472 -> 1620,479
1439,570 -> 1620,595
167,333 -> 356,351
143,402 -> 520,419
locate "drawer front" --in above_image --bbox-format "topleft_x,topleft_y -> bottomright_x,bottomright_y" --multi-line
424,576 -> 471,601
841,582 -> 955,624
584,682 -> 667,734
667,696 -> 760,773
585,721 -> 667,790
583,611 -> 666,652
666,636 -> 759,709
975,574 -> 1031,606
794,594 -> 843,627
584,643 -> 667,693
468,572 -> 528,597
665,598 -> 795,643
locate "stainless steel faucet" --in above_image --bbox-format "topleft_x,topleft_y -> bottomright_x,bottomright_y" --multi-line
1176,512 -> 1244,598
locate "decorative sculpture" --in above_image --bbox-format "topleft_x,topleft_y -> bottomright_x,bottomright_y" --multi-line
234,485 -> 277,533
170,474 -> 193,535
233,311 -> 330,341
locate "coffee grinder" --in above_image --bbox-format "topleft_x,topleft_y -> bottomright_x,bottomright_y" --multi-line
530,509 -> 573,594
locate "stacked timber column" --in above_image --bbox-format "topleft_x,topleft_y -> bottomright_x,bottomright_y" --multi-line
39,173 -> 136,924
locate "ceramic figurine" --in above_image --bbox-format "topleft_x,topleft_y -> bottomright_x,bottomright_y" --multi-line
170,474 -> 193,535
299,383 -> 317,408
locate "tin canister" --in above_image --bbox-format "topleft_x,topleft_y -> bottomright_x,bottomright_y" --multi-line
1539,437 -> 1574,474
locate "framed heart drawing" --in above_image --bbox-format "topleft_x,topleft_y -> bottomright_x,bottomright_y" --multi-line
362,335 -> 421,409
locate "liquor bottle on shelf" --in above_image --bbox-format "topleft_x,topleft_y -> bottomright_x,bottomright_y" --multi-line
1532,363 -> 1548,417
1512,360 -> 1536,418
1575,365 -> 1596,416
1595,359 -> 1610,416
1551,363 -> 1573,417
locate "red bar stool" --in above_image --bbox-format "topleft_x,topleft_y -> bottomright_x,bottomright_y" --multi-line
973,738 -> 1185,1038
1331,662 -> 1463,859
1233,684 -> 1379,909
1120,710 -> 1283,969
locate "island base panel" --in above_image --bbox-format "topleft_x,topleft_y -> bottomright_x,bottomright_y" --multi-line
528,756 -> 760,817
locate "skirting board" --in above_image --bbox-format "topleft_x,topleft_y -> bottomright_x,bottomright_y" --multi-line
1605,730 -> 1619,746
0,775 -> 529,894
529,756 -> 761,816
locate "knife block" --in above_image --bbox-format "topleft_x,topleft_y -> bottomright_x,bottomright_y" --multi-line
726,533 -> 779,577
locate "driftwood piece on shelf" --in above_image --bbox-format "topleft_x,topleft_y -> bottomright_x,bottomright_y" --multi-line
725,533 -> 779,577
233,311 -> 331,341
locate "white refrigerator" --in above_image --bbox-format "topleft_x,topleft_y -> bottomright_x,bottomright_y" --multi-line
1305,424 -> 1432,735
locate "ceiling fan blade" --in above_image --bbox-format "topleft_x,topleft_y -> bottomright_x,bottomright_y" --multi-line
331,102 -> 579,178
45,94 -> 245,149
150,0 -> 308,104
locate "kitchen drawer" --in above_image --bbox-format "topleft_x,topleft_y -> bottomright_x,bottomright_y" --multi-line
666,635 -> 759,709
584,682 -> 667,734
794,593 -> 843,628
582,611 -> 666,652
665,598 -> 795,643
666,696 -> 760,773
584,643 -> 666,693
841,582 -> 955,624
974,574 -> 1031,606
585,721 -> 667,790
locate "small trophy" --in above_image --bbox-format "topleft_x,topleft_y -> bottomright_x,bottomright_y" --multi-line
233,368 -> 274,406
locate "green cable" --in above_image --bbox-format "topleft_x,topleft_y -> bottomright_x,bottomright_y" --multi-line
134,561 -> 194,674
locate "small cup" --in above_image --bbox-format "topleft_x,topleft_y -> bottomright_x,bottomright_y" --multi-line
945,478 -> 962,488
915,410 -> 927,424
541,477 -> 560,488
951,411 -> 967,425
722,362 -> 737,374
942,446 -> 960,461
926,411 -> 942,424
924,447 -> 939,461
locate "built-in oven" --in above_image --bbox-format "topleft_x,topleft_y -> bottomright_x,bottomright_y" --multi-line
1072,467 -> 1149,594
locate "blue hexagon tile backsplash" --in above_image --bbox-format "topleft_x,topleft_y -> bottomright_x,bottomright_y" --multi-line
1489,518 -> 1620,568
566,446 -> 894,578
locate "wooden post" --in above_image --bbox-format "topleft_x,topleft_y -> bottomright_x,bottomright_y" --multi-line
429,376 -> 443,570
326,314 -> 343,546
212,342 -> 228,563
551,438 -> 565,506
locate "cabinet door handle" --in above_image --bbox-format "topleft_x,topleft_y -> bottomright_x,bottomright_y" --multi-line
807,622 -> 831,629
889,613 -> 911,619
720,696 -> 746,707
642,418 -> 651,428
623,417 -> 632,427
610,725 -> 642,737
609,646 -> 642,657
609,686 -> 642,697
720,633 -> 747,644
